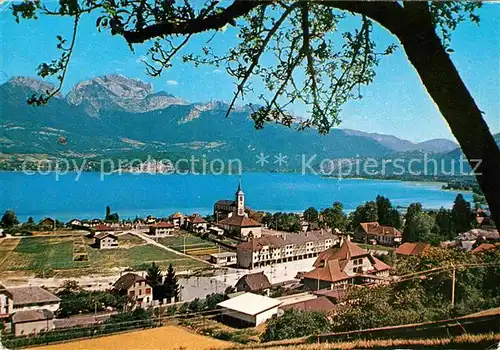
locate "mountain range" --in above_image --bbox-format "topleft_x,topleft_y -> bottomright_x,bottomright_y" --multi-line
2,74 -> 494,174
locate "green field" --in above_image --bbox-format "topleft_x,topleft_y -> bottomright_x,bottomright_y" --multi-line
159,233 -> 216,252
0,236 -> 205,277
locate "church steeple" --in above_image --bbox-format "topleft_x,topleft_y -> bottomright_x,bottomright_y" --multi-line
236,178 -> 245,216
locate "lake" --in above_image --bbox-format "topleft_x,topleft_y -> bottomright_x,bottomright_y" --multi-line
0,171 -> 472,222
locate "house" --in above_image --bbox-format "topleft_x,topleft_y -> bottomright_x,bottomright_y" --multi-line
301,239 -> 391,290
0,284 -> 13,325
12,309 -> 54,336
236,230 -> 339,269
354,222 -> 402,246
218,215 -> 262,239
170,212 -> 185,228
279,296 -> 336,314
113,273 -> 153,307
94,232 -> 118,249
235,272 -> 271,295
185,214 -> 208,233
149,222 -> 175,237
472,243 -> 496,254
38,217 -> 56,229
66,218 -> 82,229
90,218 -> 103,227
395,242 -> 431,256
210,252 -> 237,266
7,286 -> 60,313
217,292 -> 282,327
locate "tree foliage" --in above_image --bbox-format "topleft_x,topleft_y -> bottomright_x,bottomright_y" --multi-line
146,262 -> 164,301
303,207 -> 319,223
349,201 -> 378,229
1,210 -> 19,228
320,201 -> 348,231
163,263 -> 180,302
262,309 -> 330,342
451,194 -> 472,234
8,1 -> 478,133
262,212 -> 301,232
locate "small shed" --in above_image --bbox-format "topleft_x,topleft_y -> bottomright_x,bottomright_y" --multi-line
210,252 -> 237,266
217,292 -> 282,327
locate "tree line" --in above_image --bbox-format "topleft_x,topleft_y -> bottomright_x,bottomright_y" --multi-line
255,193 -> 480,246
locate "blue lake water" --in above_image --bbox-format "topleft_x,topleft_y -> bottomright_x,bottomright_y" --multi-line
0,172 -> 472,222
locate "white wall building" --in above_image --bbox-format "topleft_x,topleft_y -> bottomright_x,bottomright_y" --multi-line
217,292 -> 282,327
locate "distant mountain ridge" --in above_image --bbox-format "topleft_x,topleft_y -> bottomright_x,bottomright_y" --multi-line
0,75 -> 469,171
342,129 -> 458,153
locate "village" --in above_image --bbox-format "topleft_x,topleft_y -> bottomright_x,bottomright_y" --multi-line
0,179 -> 499,348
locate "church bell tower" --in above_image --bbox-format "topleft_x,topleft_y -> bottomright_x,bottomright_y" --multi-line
236,178 -> 245,216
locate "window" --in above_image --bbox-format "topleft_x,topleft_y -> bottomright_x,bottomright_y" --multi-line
129,291 -> 135,297
145,288 -> 151,294
139,289 -> 142,295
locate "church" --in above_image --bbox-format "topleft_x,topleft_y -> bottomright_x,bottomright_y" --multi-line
214,180 -> 262,239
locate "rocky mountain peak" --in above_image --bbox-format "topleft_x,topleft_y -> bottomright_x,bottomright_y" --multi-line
7,76 -> 61,97
65,75 -> 187,116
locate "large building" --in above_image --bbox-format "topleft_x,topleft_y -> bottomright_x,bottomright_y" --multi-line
215,180 -> 262,239
301,239 -> 391,290
236,230 -> 339,269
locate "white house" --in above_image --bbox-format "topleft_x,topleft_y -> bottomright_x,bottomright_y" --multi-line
149,222 -> 175,237
217,292 -> 282,327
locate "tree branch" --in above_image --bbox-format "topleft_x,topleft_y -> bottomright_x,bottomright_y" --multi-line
123,0 -> 272,44
315,1 -> 407,36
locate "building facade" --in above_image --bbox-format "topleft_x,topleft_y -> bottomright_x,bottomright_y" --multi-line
94,233 -> 119,249
149,222 -> 175,237
236,230 -> 339,269
301,239 -> 391,290
113,273 -> 153,307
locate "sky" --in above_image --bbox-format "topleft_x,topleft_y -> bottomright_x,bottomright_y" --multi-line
1,2 -> 499,143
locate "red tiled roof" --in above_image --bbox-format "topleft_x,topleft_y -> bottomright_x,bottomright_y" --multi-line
188,215 -> 207,223
303,240 -> 390,283
113,273 -> 148,291
219,215 -> 261,228
236,272 -> 271,292
280,296 -> 336,312
94,224 -> 114,232
303,259 -> 350,283
395,242 -> 431,256
472,243 -> 496,254
153,222 -> 175,228
359,222 -> 402,238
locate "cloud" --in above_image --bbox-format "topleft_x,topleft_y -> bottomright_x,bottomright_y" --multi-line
166,80 -> 179,86
213,69 -> 223,74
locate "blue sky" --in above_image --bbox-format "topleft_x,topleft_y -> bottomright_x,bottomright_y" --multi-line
1,2 -> 499,143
